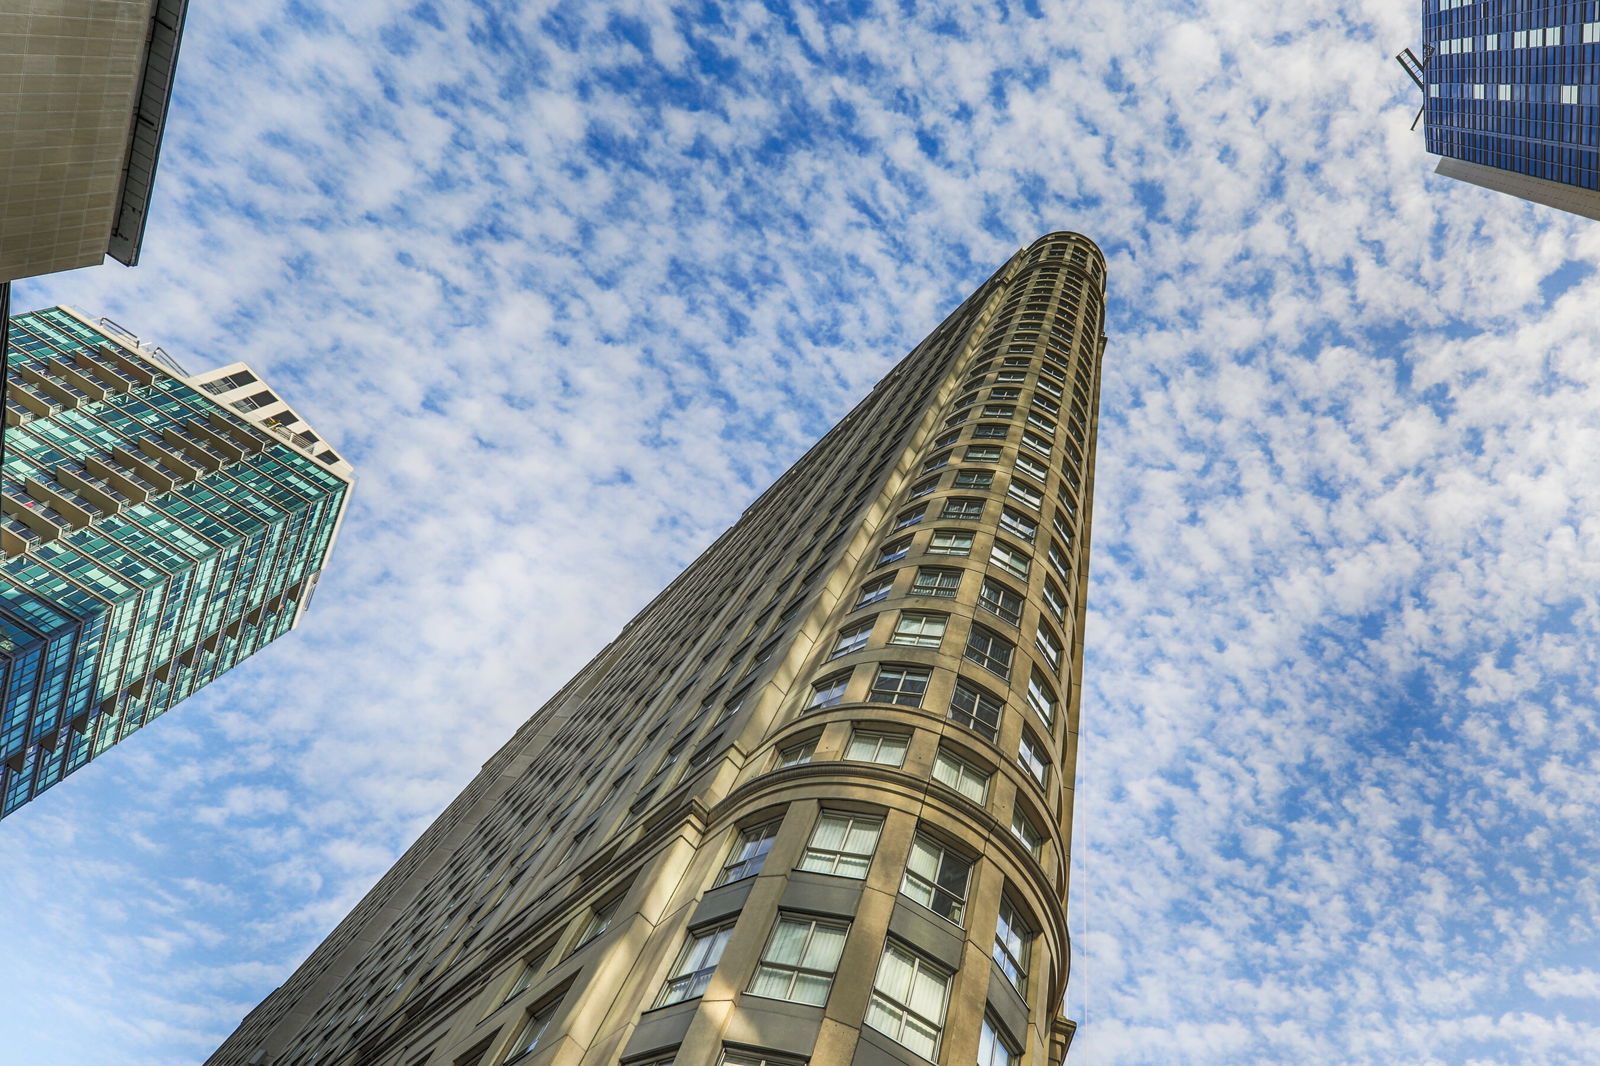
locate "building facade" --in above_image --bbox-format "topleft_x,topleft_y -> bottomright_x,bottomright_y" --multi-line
0,0 -> 191,282
1421,0 -> 1600,219
0,307 -> 352,817
207,232 -> 1106,1066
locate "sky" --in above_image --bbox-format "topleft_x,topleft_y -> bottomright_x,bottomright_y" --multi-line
3,0 -> 1600,1063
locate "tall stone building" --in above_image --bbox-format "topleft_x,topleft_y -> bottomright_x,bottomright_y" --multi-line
0,307 -> 352,817
208,232 -> 1107,1066
1416,0 -> 1600,219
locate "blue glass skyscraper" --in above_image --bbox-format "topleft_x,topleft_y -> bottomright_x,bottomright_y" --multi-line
1421,0 -> 1600,219
0,308 -> 353,818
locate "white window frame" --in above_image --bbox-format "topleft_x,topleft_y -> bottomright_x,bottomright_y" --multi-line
798,812 -> 883,878
657,922 -> 736,1006
933,748 -> 990,802
748,915 -> 849,1006
865,942 -> 952,1059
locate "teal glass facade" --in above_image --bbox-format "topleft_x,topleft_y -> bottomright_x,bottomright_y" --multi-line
0,308 -> 351,817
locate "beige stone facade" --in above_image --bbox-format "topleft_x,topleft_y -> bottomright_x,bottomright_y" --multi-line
206,232 -> 1108,1066
0,0 -> 188,282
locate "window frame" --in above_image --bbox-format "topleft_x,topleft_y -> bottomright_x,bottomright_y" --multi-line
748,914 -> 850,1006
865,941 -> 953,1059
798,812 -> 884,879
717,819 -> 782,885
932,747 -> 991,802
900,833 -> 974,924
656,921 -> 737,1006
869,664 -> 931,707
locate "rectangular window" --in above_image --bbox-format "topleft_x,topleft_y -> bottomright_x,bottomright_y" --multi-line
1031,393 -> 1060,417
1021,431 -> 1052,457
927,529 -> 973,556
718,820 -> 781,884
963,625 -> 1014,679
776,739 -> 816,768
1047,539 -> 1071,580
846,730 -> 909,766
657,923 -> 735,1005
990,541 -> 1030,581
978,578 -> 1023,625
1041,579 -> 1067,622
1036,624 -> 1063,670
964,445 -> 1002,463
807,672 -> 851,710
911,568 -> 961,598
979,1016 -> 1020,1066
890,612 -> 947,648
749,915 -> 850,1005
865,943 -> 952,1059
901,835 -> 973,923
876,537 -> 912,566
503,999 -> 560,1063
1011,809 -> 1044,856
829,621 -> 873,659
996,370 -> 1028,383
1026,670 -> 1057,726
988,387 -> 1021,400
894,506 -> 926,530
855,577 -> 893,609
1018,730 -> 1048,787
933,748 -> 991,801
502,952 -> 548,1004
575,896 -> 620,948
1007,478 -> 1044,510
921,451 -> 952,473
972,422 -> 1009,439
940,497 -> 985,521
999,507 -> 1037,542
980,404 -> 1015,419
908,477 -> 938,499
1498,83 -> 1511,101
953,469 -> 993,489
1561,85 -> 1579,105
949,680 -> 1003,741
870,665 -> 931,706
993,896 -> 1034,991
1013,453 -> 1049,482
799,813 -> 883,878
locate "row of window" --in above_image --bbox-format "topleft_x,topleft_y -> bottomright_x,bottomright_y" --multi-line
851,569 -> 1069,667
773,713 -> 1054,809
653,907 -> 1030,1062
1432,82 -> 1597,105
492,810 -> 1042,1063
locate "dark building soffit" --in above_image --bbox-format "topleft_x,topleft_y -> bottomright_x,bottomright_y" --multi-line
108,0 -> 192,267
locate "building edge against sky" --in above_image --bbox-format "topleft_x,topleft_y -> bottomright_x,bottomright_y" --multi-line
206,232 -> 1106,1066
0,307 -> 353,817
1420,0 -> 1600,220
0,0 -> 191,283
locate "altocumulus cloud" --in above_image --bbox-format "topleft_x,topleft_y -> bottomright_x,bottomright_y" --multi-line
3,0 -> 1600,1064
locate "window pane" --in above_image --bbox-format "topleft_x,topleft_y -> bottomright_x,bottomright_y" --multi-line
890,612 -> 947,647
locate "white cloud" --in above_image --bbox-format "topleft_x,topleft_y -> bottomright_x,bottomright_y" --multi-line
2,0 -> 1599,1064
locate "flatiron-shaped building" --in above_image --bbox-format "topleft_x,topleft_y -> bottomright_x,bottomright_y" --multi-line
208,232 -> 1106,1066
0,307 -> 352,817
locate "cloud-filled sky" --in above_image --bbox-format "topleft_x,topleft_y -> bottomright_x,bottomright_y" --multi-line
4,0 -> 1600,1063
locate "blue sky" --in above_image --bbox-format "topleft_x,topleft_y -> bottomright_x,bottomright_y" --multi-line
5,0 -> 1600,1063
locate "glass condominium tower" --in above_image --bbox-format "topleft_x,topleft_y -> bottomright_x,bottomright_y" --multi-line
208,233 -> 1106,1066
1422,0 -> 1600,219
0,307 -> 352,818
